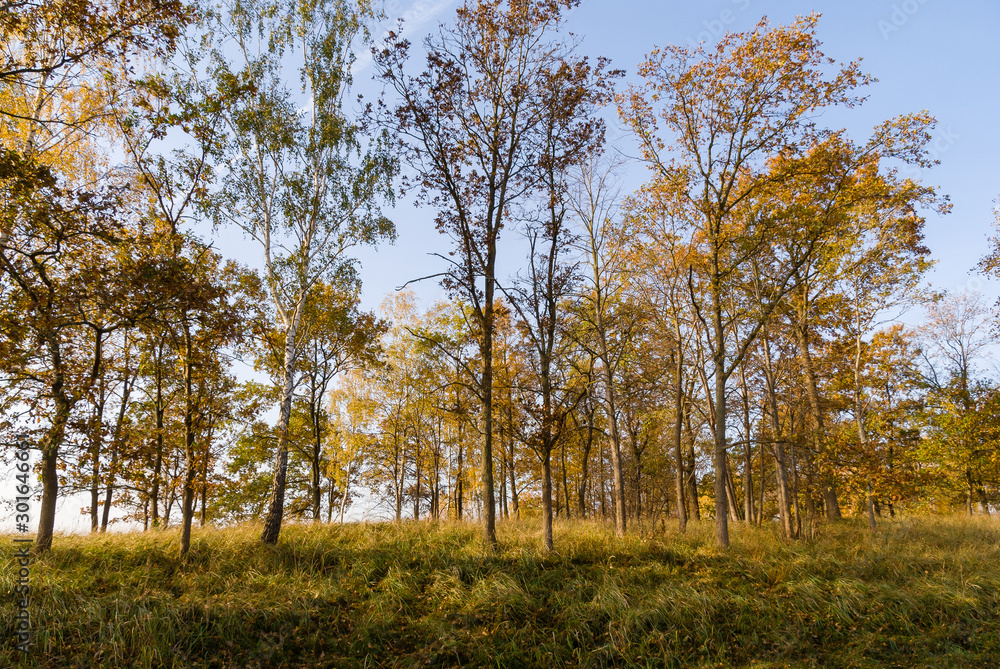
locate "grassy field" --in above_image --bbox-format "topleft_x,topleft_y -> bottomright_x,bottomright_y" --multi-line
2,515 -> 999,668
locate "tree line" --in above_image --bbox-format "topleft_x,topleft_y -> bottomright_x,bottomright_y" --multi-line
2,0 -> 999,555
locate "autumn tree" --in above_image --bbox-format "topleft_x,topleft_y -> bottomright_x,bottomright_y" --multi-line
377,0 -> 596,547
830,191 -> 936,529
292,285 -> 384,521
0,152 -> 168,552
623,187 -> 700,531
350,292 -> 421,521
87,329 -> 137,532
918,291 -> 998,513
252,281 -> 383,522
619,14 -> 944,546
565,355 -> 601,519
568,154 -> 638,537
492,305 -> 525,520
0,0 -> 186,89
327,369 -> 379,522
394,297 -> 485,522
211,0 -> 395,544
502,45 -> 613,551
0,0 -> 193,554
0,0 -> 188,185
163,245 -> 256,555
827,325 -> 925,526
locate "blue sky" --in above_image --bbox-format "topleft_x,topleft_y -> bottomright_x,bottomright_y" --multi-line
333,0 -> 1000,317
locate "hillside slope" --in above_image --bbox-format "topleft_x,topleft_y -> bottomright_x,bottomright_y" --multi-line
3,517 -> 999,667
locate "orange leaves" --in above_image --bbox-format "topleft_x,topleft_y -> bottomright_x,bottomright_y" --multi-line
619,13 -> 872,191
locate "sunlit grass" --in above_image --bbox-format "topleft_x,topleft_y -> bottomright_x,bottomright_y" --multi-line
2,515 -> 999,667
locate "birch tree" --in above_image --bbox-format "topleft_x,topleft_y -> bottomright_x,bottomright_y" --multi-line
212,0 -> 394,544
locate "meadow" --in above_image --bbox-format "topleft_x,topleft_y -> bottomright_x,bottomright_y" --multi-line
2,515 -> 999,668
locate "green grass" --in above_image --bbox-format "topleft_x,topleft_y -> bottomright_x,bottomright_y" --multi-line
3,515 -> 1000,667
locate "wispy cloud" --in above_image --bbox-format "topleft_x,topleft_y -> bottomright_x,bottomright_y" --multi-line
353,0 -> 457,73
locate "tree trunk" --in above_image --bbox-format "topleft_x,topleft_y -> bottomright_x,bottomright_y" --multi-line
739,364 -> 754,525
789,436 -> 803,538
757,427 -> 766,525
577,405 -> 594,519
771,440 -> 794,538
866,480 -> 877,531
673,350 -> 687,532
394,433 -> 404,522
35,335 -> 73,554
795,316 -> 841,520
560,440 -> 571,521
433,446 -> 442,520
977,477 -> 990,515
725,455 -> 741,522
630,429 -> 643,522
712,329 -> 730,547
86,332 -> 107,533
499,445 -> 508,518
414,437 -> 422,521
480,267 -> 497,548
261,311 -> 301,545
199,423 -> 212,528
685,401 -> 700,521
36,392 -> 70,554
151,345 -> 166,528
180,325 -> 197,556
101,369 -> 132,532
326,474 -> 340,523
338,460 -> 352,523
456,430 -> 464,521
541,451 -> 553,552
101,444 -> 117,532
599,355 -> 627,536
762,333 -> 794,539
89,386 -> 106,532
965,478 -> 974,516
312,400 -> 323,522
507,401 -> 519,519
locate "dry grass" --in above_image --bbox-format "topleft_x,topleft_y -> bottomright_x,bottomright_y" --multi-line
2,515 -> 999,667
